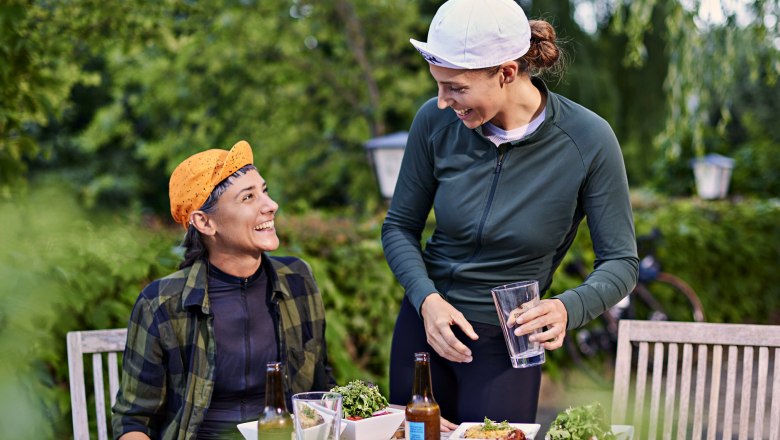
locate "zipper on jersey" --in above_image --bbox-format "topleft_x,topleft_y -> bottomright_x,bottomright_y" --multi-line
445,145 -> 509,289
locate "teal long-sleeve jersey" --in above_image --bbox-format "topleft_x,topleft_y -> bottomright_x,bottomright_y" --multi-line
381,79 -> 639,329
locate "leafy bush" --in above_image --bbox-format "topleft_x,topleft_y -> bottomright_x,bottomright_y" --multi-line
552,193 -> 780,325
0,184 -> 178,438
277,211 -> 401,390
731,138 -> 780,197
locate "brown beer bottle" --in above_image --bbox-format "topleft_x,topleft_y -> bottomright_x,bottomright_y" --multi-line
405,352 -> 440,440
257,362 -> 294,440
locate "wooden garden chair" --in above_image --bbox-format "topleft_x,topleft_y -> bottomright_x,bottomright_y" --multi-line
612,320 -> 780,439
66,328 -> 127,440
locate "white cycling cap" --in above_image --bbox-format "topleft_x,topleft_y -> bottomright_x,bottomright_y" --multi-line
410,0 -> 531,69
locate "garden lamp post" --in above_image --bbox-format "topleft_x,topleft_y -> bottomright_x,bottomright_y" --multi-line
363,131 -> 408,201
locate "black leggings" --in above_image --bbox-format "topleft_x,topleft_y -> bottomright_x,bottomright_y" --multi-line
389,296 -> 541,423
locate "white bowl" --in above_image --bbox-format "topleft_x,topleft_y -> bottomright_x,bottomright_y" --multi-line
236,417 -> 347,440
449,422 -> 540,440
236,420 -> 261,440
341,407 -> 405,440
611,425 -> 634,440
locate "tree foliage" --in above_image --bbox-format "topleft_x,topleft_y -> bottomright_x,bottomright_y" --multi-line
611,0 -> 780,163
0,0 -> 89,197
3,0 -> 779,206
20,0 -> 430,214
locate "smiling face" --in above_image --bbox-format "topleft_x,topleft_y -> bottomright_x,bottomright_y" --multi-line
430,63 -> 512,129
207,169 -> 279,259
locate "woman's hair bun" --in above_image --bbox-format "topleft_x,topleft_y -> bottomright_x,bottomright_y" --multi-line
526,20 -> 561,69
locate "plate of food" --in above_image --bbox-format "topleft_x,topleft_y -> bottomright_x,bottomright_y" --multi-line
448,417 -> 540,440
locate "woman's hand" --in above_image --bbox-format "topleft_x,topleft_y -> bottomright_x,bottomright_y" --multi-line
420,294 -> 479,362
512,298 -> 568,350
441,415 -> 458,432
119,433 -> 152,440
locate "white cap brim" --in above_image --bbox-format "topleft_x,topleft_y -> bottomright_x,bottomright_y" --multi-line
410,38 -> 471,69
410,37 -> 529,70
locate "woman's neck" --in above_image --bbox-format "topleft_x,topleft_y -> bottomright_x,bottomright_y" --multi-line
492,77 -> 546,131
207,252 -> 263,279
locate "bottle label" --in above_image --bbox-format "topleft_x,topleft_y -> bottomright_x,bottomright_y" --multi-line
407,421 -> 425,440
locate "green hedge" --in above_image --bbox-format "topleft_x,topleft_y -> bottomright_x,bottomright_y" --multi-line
276,212 -> 401,390
632,194 -> 780,324
2,187 -> 778,438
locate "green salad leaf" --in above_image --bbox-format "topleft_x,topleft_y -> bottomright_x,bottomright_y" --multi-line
546,402 -> 616,440
482,417 -> 512,431
330,380 -> 389,419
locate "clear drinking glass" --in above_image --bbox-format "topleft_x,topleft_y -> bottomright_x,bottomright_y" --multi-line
491,280 -> 546,368
291,392 -> 343,440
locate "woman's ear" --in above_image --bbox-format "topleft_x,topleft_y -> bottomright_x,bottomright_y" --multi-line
499,61 -> 519,85
190,211 -> 216,236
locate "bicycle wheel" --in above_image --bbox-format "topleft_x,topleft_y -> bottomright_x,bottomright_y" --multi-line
630,272 -> 706,323
565,273 -> 704,384
563,313 -> 619,386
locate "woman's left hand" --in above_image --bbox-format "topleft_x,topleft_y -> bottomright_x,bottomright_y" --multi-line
511,298 -> 568,350
440,416 -> 457,432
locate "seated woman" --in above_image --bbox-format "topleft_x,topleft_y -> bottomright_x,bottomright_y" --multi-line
112,140 -> 334,440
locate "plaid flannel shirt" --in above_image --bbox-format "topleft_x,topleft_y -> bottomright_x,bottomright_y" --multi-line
112,256 -> 334,440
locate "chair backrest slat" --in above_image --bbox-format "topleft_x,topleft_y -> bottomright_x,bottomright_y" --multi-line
771,347 -> 780,440
676,343 -> 694,440
723,346 -> 739,439
67,332 -> 88,439
648,342 -> 664,440
739,346 -> 754,440
663,343 -> 678,439
612,320 -> 780,440
612,328 -> 633,422
754,347 -> 769,439
92,353 -> 108,440
692,344 -> 708,439
67,329 -> 127,440
706,344 -> 723,440
634,341 -> 649,436
108,352 -> 119,407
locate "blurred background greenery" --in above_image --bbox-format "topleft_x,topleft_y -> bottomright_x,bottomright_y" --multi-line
1,0 -> 778,437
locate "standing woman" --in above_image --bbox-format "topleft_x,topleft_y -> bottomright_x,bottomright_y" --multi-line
113,141 -> 334,439
382,0 -> 638,424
